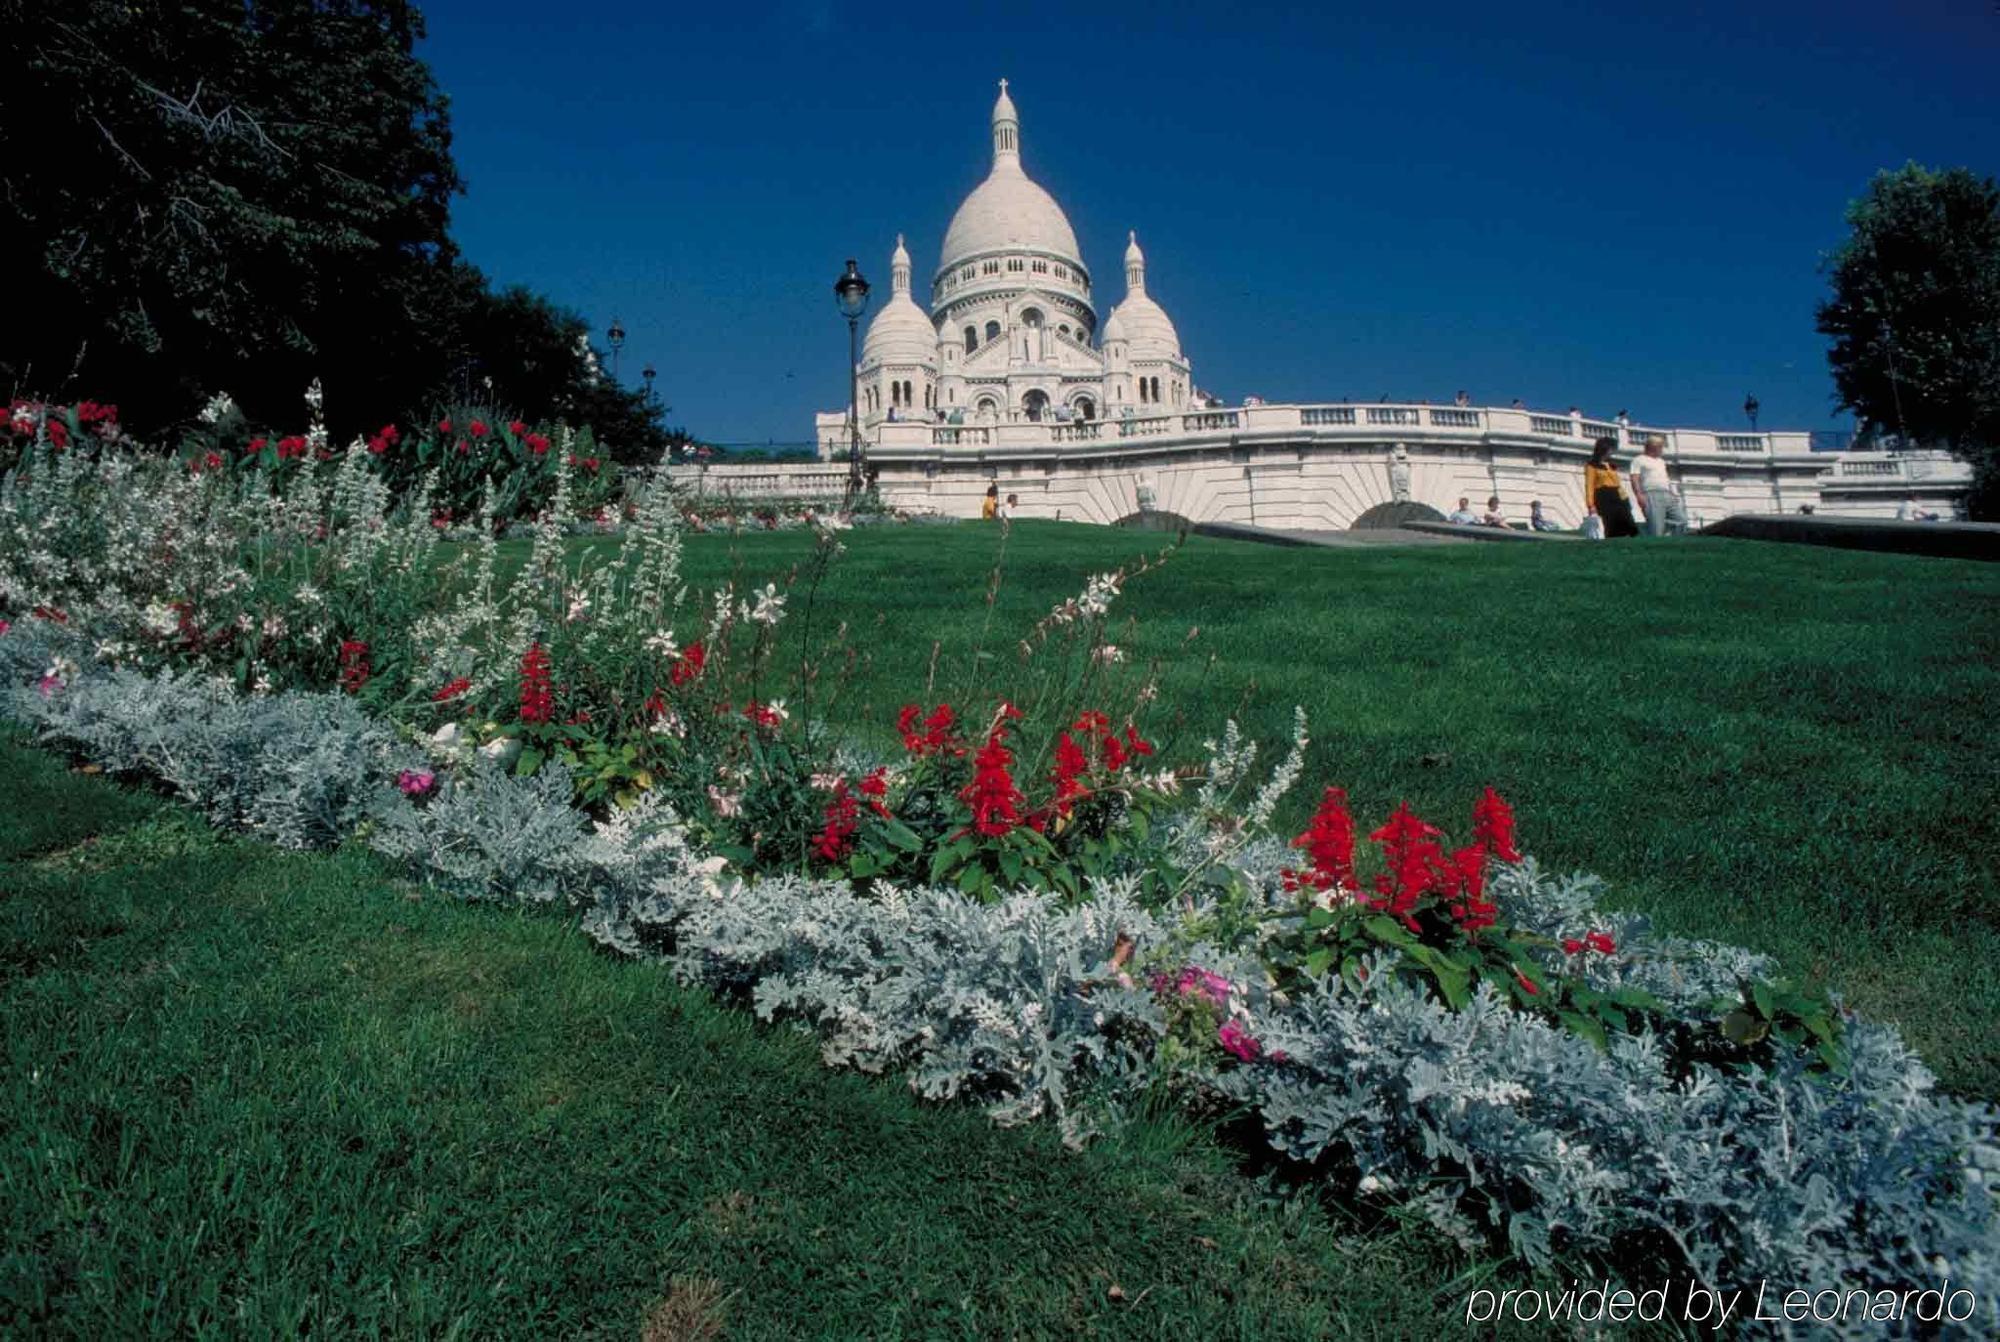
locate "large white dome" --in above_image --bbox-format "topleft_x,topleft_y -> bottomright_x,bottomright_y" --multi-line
937,81 -> 1083,274
939,171 -> 1081,271
862,235 -> 937,367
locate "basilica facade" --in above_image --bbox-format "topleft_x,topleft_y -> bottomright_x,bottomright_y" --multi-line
843,81 -> 1192,434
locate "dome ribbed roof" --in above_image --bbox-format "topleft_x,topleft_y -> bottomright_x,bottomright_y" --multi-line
1105,293 -> 1179,355
937,81 -> 1083,274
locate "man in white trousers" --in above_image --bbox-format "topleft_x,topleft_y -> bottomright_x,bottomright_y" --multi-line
1630,435 -> 1687,536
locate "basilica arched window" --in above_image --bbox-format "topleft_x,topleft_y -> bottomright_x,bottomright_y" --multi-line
1021,308 -> 1043,329
963,326 -> 977,354
984,320 -> 1001,344
1075,396 -> 1096,421
1007,258 -> 1024,273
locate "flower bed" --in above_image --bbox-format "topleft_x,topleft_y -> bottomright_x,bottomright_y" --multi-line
3,410 -> 1997,1332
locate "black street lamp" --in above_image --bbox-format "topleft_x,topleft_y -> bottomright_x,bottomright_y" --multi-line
607,318 -> 626,381
1744,393 -> 1760,432
833,258 -> 871,498
642,362 -> 657,405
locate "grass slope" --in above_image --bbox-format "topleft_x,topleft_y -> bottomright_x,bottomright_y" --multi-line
2,731 -> 1520,1340
587,522 -> 1999,1094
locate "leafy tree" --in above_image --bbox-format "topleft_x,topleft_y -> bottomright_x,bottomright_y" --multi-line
0,1 -> 674,460
0,0 -> 460,432
1817,164 -> 2000,515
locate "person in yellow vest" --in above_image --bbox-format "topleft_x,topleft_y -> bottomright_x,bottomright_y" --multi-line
1583,438 -> 1638,538
980,483 -> 999,520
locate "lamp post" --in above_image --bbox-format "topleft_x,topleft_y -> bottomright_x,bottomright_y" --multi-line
607,318 -> 626,381
1744,393 -> 1760,432
833,258 -> 871,498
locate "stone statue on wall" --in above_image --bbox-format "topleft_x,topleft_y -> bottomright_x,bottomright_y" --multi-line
1388,445 -> 1412,502
1135,472 -> 1158,513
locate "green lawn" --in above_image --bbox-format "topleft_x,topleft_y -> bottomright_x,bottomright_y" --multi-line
1,731 -> 1533,1340
598,521 -> 2000,1096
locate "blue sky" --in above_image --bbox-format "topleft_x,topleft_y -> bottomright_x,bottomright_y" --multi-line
415,1 -> 1998,443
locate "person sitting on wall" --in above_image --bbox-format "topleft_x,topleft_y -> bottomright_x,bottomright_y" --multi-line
1447,497 -> 1480,525
1529,500 -> 1562,532
1481,495 -> 1507,527
1897,496 -> 1941,522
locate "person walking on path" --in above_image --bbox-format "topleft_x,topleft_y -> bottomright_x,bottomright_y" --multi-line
1584,438 -> 1638,538
980,483 -> 999,521
1630,435 -> 1686,536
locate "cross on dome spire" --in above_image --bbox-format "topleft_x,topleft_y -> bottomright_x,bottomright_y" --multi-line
991,78 -> 1020,168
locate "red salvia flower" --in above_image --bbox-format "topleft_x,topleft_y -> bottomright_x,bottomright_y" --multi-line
897,703 -> 962,756
508,419 -> 527,436
438,417 -> 453,434
960,722 -> 1025,837
518,642 -> 554,723
1514,967 -> 1540,997
813,781 -> 861,862
1585,930 -> 1617,956
1472,786 -> 1521,863
525,433 -> 551,455
1441,843 -> 1498,935
669,639 -> 706,687
857,766 -> 892,817
46,419 -> 68,450
469,419 -> 489,439
337,640 -> 371,695
1123,724 -> 1155,758
1049,730 -> 1091,815
432,676 -> 473,703
1368,802 -> 1444,932
246,436 -> 268,457
1283,786 -> 1356,895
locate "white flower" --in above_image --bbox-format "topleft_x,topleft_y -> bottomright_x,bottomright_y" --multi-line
809,772 -> 843,791
294,584 -> 324,606
566,593 -> 591,622
1092,644 -> 1125,664
197,391 -> 237,425
141,602 -> 179,637
707,785 -> 742,818
644,630 -> 680,659
251,671 -> 273,695
261,614 -> 287,639
648,709 -> 686,739
303,378 -> 324,415
690,854 -> 734,900
762,698 -> 790,724
1148,769 -> 1182,796
745,583 -> 786,627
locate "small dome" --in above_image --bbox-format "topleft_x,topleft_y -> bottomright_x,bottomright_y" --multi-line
863,234 -> 937,367
1105,293 -> 1180,356
1101,309 -> 1127,343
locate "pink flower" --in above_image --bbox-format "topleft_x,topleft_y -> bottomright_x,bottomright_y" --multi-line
1217,1020 -> 1263,1062
36,673 -> 61,697
1176,967 -> 1233,1006
397,769 -> 437,798
0,618 -> 10,637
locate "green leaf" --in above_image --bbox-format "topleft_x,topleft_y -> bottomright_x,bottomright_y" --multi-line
1363,916 -> 1419,949
513,746 -> 545,777
1558,1011 -> 1609,1051
999,849 -> 1023,884
956,864 -> 986,896
1720,1009 -> 1769,1045
1750,982 -> 1776,1019
880,819 -> 924,853
1302,948 -> 1334,980
1303,906 -> 1335,930
848,852 -> 879,878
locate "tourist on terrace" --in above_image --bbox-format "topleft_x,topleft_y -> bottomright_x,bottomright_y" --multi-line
981,483 -> 999,521
1630,435 -> 1687,536
1481,496 -> 1507,527
1454,390 -> 1471,407
1897,496 -> 1940,522
1001,492 -> 1019,521
1529,500 -> 1562,532
1447,497 -> 1479,525
1584,438 -> 1639,538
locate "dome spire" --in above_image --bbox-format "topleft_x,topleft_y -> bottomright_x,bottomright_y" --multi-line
891,233 -> 911,295
1124,230 -> 1146,294
991,78 -> 1020,169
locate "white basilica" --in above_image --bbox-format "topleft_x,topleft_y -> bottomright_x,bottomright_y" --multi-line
838,81 -> 1192,435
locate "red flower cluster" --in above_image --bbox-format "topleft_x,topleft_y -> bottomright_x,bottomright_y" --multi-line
188,450 -> 225,474
508,419 -> 527,436
1562,931 -> 1618,956
525,432 -> 551,455
1283,786 -> 1357,894
337,640 -> 371,695
469,419 -> 489,439
518,642 -> 553,723
432,676 -> 472,703
669,639 -> 707,687
1439,843 -> 1497,935
275,435 -> 309,460
75,400 -> 118,427
367,424 -> 400,456
1472,786 -> 1521,863
1368,803 -> 1443,932
437,417 -> 453,434
1048,730 -> 1091,815
897,703 -> 963,756
813,781 -> 860,862
742,700 -> 784,730
960,713 -> 1025,837
857,766 -> 892,817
